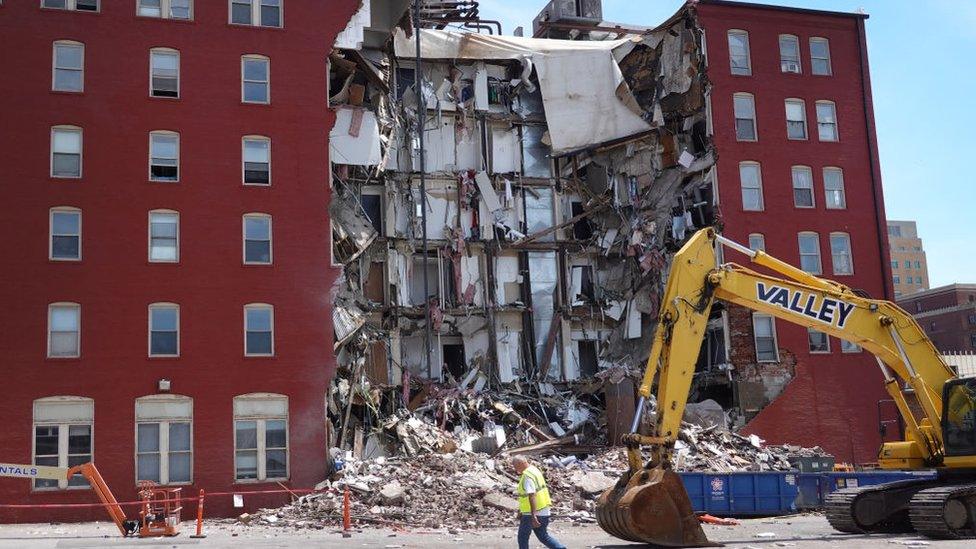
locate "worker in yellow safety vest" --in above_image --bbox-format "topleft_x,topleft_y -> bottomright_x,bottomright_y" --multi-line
511,456 -> 566,549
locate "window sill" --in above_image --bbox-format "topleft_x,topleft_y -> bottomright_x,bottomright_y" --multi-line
233,478 -> 289,485
241,101 -> 273,107
243,183 -> 272,187
150,95 -> 182,101
136,15 -> 195,24
51,89 -> 85,96
244,354 -> 276,359
49,258 -> 83,263
730,73 -> 753,77
227,23 -> 285,31
243,262 -> 273,267
787,137 -> 809,142
148,355 -> 180,360
809,351 -> 831,355
50,176 -> 83,181
149,179 -> 181,184
40,7 -> 101,15
147,261 -> 181,266
31,485 -> 92,493
45,356 -> 81,361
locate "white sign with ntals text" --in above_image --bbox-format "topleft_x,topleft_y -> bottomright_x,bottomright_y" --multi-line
0,463 -> 67,480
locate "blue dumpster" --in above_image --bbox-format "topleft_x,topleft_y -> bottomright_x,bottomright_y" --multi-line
680,472 -> 799,516
794,470 -> 938,509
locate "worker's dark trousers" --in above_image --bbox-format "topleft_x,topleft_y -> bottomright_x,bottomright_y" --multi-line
517,514 -> 566,549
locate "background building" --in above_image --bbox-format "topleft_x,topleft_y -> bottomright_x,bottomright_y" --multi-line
888,220 -> 929,296
897,284 -> 976,352
0,0 -> 407,522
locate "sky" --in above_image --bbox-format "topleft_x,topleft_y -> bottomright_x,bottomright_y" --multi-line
473,0 -> 974,288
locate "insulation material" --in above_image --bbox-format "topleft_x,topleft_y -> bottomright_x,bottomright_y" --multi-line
474,171 -> 502,212
455,123 -> 482,171
394,29 -> 655,154
331,192 -> 379,264
424,117 -> 457,172
494,253 -> 521,305
330,108 -> 382,166
459,254 -> 484,307
528,251 -> 561,378
402,335 -> 442,380
414,183 -> 457,240
490,124 -> 520,174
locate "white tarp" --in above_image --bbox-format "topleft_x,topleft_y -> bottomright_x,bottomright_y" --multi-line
395,29 -> 653,154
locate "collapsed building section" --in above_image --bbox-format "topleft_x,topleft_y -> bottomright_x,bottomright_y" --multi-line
327,5 -> 721,456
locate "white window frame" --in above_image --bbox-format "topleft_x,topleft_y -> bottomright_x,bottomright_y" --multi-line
41,0 -> 99,12
830,232 -> 854,276
51,125 -> 83,178
798,232 -> 823,275
808,328 -> 830,354
135,395 -> 193,486
242,136 -> 271,185
233,393 -> 288,482
229,0 -> 282,28
748,233 -> 765,252
752,313 -> 779,363
816,100 -> 839,142
148,209 -> 180,263
32,397 -> 94,490
148,303 -> 180,357
785,99 -> 807,140
841,339 -> 862,353
149,130 -> 180,182
137,0 -> 193,20
779,34 -> 801,73
48,302 -> 81,358
49,207 -> 82,261
791,165 -> 815,209
733,92 -> 757,142
810,37 -> 832,76
241,55 -> 270,104
52,40 -> 84,92
823,167 -> 846,209
727,29 -> 751,76
242,213 -> 272,265
739,161 -> 764,211
149,48 -> 180,98
244,304 -> 274,357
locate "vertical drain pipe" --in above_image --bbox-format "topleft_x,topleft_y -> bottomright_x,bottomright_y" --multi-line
414,0 -> 433,379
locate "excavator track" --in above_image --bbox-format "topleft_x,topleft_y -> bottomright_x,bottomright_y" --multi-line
825,479 -> 937,534
909,483 -> 976,539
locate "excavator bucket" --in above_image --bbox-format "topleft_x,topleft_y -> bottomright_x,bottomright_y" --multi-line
596,467 -> 717,547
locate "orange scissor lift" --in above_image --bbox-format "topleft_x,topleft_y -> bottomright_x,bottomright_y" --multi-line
65,463 -> 182,537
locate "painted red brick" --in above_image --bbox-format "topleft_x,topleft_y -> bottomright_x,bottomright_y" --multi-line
0,1 -> 356,522
697,1 -> 893,464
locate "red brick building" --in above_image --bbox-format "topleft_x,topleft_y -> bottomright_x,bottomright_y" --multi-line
0,0 -> 365,522
697,0 -> 894,463
898,284 -> 976,353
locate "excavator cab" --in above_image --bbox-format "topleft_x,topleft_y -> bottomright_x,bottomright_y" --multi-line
942,378 -> 976,456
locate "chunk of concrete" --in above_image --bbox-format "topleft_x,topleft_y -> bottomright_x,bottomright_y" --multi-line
482,492 -> 520,513
380,481 -> 405,505
573,472 -> 616,496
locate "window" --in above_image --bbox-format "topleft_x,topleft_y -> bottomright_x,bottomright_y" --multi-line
969,314 -> 976,326
149,210 -> 179,262
891,260 -> 898,269
50,208 -> 81,261
791,166 -> 814,208
727,30 -> 751,75
917,277 -> 923,286
841,339 -> 862,353
893,275 -> 900,284
748,233 -> 766,252
149,131 -> 179,181
810,38 -> 831,75
42,0 -> 98,11
52,41 -> 84,92
244,304 -> 273,356
150,49 -> 179,98
829,232 -> 853,275
242,56 -> 270,103
242,137 -> 270,184
785,99 -> 807,139
779,35 -> 801,73
51,126 -> 82,178
234,394 -> 288,481
739,162 -> 763,211
243,214 -> 272,264
823,167 -> 846,209
149,304 -> 179,357
888,225 -> 903,237
136,395 -> 191,484
33,397 -> 93,489
752,314 -> 778,362
905,260 -> 911,269
138,0 -> 192,19
808,329 -> 830,353
915,260 -> 922,269
798,232 -> 822,274
907,276 -> 914,284
48,303 -> 80,358
733,93 -> 756,141
230,0 -> 281,27
971,333 -> 976,348
816,101 -> 839,141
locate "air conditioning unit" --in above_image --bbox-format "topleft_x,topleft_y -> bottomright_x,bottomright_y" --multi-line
782,61 -> 800,73
532,0 -> 603,38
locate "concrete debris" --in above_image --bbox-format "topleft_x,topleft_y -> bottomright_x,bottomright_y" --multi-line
481,492 -> 520,513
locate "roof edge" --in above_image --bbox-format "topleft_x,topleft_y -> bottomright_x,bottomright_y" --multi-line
695,0 -> 869,20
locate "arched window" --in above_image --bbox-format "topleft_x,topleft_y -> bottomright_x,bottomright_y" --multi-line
148,209 -> 179,262
50,206 -> 81,261
52,40 -> 84,92
243,213 -> 272,264
33,396 -> 93,489
48,302 -> 80,358
149,47 -> 180,98
135,394 -> 192,484
242,136 -> 271,185
51,125 -> 82,178
149,130 -> 180,181
241,55 -> 270,103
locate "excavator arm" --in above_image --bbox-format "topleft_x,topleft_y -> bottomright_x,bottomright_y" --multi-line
596,227 -> 962,546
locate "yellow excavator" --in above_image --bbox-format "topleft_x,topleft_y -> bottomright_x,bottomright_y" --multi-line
595,227 -> 976,546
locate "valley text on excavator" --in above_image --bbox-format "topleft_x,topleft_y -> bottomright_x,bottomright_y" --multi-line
0,462 -> 181,537
594,227 -> 976,546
